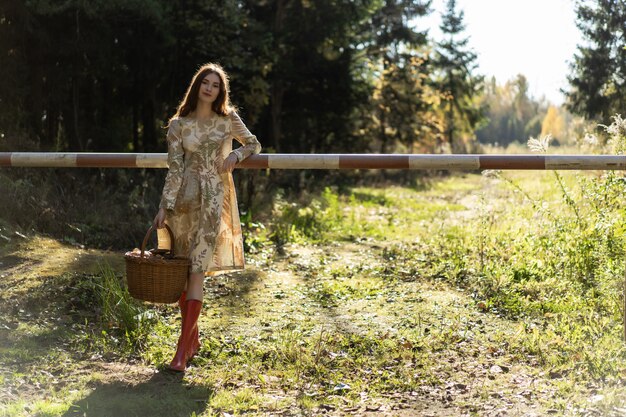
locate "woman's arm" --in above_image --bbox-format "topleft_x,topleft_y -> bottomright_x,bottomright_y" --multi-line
230,112 -> 262,162
159,119 -> 185,211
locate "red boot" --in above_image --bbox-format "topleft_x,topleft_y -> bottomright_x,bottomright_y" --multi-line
169,299 -> 202,372
178,292 -> 200,358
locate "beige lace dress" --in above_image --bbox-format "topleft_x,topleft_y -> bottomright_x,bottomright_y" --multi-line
157,112 -> 261,274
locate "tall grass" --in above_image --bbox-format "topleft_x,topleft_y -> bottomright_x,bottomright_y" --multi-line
0,168 -> 164,249
96,263 -> 153,335
422,117 -> 626,381
71,263 -> 158,356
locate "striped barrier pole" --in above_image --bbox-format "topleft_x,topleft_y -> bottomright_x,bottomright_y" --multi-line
1,152 -> 626,170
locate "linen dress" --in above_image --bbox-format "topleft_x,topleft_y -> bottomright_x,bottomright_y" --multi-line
157,112 -> 261,274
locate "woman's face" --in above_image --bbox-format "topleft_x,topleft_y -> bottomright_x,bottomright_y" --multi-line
198,72 -> 221,105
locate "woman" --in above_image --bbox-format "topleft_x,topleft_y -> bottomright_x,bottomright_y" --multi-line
153,63 -> 261,372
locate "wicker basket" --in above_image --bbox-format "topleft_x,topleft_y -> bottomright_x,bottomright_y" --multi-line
124,224 -> 190,303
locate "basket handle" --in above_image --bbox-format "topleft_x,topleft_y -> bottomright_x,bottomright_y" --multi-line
140,224 -> 176,258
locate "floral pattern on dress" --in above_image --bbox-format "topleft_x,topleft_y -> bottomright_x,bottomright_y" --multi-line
158,112 -> 261,274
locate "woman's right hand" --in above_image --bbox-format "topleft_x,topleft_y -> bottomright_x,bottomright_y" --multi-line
153,207 -> 167,229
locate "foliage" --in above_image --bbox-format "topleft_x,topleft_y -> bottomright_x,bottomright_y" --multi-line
540,105 -> 567,142
365,51 -> 444,154
433,0 -> 485,153
602,114 -> 626,154
269,187 -> 344,246
476,75 -> 545,146
0,166 -> 165,249
0,0 -> 622,162
0,0 -> 442,156
566,0 -> 626,121
351,0 -> 437,153
70,263 -> 158,355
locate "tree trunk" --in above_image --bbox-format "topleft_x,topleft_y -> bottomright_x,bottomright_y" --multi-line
142,92 -> 156,152
271,81 -> 284,152
132,102 -> 139,152
72,8 -> 83,151
270,0 -> 287,152
379,109 -> 388,153
47,108 -> 59,151
29,66 -> 45,148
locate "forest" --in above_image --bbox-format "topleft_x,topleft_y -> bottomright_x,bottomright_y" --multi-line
1,0 -> 623,156
2,1 -> 626,416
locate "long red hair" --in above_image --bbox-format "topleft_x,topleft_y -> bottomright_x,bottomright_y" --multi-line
170,63 -> 233,123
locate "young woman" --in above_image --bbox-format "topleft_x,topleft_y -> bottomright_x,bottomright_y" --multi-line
153,63 -> 261,371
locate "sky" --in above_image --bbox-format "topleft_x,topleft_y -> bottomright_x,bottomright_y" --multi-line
419,0 -> 583,104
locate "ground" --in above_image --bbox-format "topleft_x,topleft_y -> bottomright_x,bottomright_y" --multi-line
0,172 -> 623,416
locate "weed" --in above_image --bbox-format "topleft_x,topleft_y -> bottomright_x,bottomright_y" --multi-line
269,187 -> 346,245
68,263 -> 158,357
0,168 -> 165,249
240,210 -> 270,254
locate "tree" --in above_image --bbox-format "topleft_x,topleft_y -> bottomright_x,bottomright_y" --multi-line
368,52 -> 443,153
0,0 -> 179,151
566,0 -> 626,121
243,0 -> 385,154
0,0 -> 275,152
476,75 -> 547,146
541,105 -> 566,143
434,0 -> 485,153
0,0 -> 447,159
356,0 -> 434,153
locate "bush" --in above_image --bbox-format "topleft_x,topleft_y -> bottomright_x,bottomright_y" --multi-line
269,187 -> 344,246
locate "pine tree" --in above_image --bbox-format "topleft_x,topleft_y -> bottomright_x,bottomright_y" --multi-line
362,0 -> 433,153
434,0 -> 485,153
566,0 -> 626,121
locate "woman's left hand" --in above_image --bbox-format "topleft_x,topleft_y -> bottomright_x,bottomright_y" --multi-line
222,153 -> 239,173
